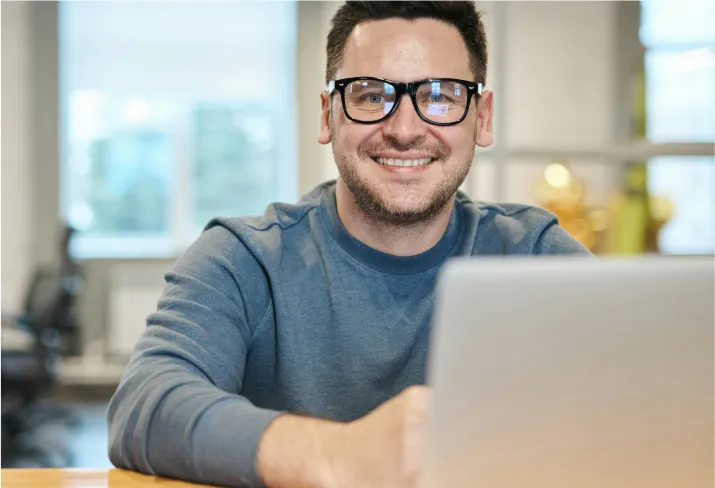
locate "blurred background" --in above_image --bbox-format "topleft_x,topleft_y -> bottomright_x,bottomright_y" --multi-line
1,0 -> 713,469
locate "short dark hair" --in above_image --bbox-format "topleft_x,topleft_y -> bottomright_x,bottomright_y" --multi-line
325,1 -> 488,85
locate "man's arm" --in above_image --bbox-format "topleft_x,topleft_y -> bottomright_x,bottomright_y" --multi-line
108,224 -> 431,488
107,226 -> 281,487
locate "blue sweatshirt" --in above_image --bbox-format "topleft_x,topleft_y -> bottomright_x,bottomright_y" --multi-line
107,181 -> 590,487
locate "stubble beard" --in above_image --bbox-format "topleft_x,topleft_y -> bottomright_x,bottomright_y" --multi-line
333,136 -> 474,227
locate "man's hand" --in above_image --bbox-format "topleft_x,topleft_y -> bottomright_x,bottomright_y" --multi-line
333,385 -> 431,488
258,385 -> 431,488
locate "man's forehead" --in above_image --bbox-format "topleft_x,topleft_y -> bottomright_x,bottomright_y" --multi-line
338,17 -> 473,82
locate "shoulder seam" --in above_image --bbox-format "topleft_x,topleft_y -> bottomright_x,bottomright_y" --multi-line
239,202 -> 322,234
461,199 -> 536,218
531,217 -> 559,253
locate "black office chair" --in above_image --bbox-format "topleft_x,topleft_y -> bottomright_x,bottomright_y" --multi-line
17,225 -> 84,356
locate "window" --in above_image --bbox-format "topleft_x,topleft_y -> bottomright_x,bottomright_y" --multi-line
60,2 -> 298,258
641,0 -> 715,254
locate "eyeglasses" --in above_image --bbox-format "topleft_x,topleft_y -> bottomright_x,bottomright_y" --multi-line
328,77 -> 483,126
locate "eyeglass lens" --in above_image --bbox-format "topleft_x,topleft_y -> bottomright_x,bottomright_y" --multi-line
342,79 -> 469,124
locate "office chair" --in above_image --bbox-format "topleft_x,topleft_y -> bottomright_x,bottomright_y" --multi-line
18,225 -> 83,356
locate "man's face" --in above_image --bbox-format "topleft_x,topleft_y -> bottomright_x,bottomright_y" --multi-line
319,18 -> 494,225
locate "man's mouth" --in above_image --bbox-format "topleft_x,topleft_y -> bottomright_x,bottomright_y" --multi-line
372,157 -> 435,168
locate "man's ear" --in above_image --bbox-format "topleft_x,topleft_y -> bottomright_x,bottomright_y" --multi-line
474,89 -> 494,148
318,91 -> 332,145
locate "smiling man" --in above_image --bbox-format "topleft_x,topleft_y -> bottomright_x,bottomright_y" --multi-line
108,2 -> 590,488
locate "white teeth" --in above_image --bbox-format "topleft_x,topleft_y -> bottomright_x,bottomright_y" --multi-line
375,157 -> 433,167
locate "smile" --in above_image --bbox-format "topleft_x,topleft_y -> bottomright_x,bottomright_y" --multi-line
374,157 -> 434,167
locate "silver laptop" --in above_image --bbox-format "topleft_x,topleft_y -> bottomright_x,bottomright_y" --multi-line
421,256 -> 714,488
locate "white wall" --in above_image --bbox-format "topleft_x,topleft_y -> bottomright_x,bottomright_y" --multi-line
500,1 -> 620,206
296,0 -> 341,192
1,2 -> 36,311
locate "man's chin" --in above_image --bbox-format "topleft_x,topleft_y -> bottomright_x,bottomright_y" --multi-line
378,200 -> 429,216
359,194 -> 447,226
338,166 -> 454,225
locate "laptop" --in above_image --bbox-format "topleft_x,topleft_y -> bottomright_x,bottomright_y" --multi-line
421,256 -> 714,488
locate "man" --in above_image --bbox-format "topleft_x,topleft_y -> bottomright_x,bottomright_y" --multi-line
108,2 -> 590,487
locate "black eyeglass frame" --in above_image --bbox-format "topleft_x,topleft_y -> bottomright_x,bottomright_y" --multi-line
327,76 -> 484,127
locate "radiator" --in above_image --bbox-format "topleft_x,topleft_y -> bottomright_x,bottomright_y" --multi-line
107,263 -> 171,358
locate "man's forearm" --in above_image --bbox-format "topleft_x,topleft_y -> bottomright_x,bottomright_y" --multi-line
257,414 -> 348,488
109,369 -> 281,486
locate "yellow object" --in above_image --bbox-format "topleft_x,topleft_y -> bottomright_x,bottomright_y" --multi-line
607,163 -> 649,255
535,162 -> 605,252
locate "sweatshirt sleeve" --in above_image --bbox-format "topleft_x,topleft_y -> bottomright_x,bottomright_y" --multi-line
534,221 -> 593,255
107,225 -> 281,487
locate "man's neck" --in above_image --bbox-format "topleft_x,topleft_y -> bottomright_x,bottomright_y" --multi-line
335,181 -> 455,257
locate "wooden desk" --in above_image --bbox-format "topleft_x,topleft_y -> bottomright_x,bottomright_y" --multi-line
0,469 -> 214,488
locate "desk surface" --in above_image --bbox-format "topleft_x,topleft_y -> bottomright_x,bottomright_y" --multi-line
0,469 -> 212,488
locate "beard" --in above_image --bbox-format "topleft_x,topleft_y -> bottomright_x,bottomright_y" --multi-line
333,136 -> 474,226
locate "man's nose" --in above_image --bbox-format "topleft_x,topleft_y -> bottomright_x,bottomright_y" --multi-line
381,94 -> 427,146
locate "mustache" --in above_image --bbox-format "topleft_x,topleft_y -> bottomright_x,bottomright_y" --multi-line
357,137 -> 451,160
